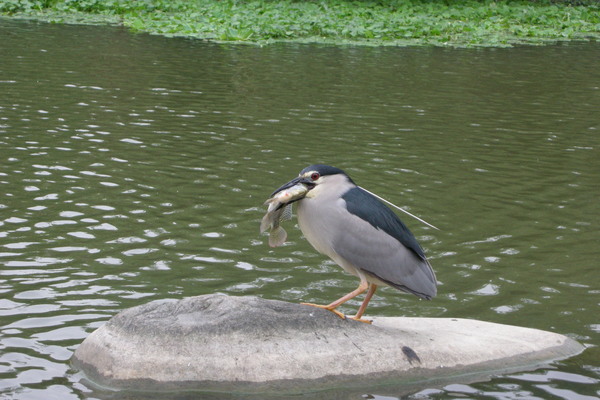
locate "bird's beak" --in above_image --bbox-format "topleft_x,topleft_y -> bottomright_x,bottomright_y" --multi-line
270,176 -> 315,198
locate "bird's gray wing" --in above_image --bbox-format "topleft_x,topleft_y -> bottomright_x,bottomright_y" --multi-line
332,189 -> 437,299
342,187 -> 426,260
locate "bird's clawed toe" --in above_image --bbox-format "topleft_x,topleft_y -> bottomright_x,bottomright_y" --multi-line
349,316 -> 373,324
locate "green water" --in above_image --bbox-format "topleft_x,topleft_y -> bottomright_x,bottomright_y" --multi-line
1,18 -> 599,399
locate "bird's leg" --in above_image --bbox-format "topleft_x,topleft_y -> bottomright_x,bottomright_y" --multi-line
302,280 -> 369,320
350,283 -> 378,324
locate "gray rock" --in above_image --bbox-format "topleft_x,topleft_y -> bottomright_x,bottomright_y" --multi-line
72,294 -> 584,396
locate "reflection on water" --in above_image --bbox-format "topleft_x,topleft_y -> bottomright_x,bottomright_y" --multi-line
1,18 -> 599,399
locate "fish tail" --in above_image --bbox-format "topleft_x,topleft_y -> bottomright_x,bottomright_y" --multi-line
269,227 -> 287,248
260,214 -> 271,233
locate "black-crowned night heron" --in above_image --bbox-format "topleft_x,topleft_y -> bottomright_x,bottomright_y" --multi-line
265,164 -> 437,323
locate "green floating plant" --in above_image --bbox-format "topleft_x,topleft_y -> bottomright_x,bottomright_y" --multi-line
1,0 -> 599,47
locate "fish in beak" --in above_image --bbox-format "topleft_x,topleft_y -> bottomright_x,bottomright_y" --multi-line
267,177 -> 315,208
260,177 -> 314,247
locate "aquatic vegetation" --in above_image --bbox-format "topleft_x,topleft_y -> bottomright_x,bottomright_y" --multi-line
1,0 -> 599,46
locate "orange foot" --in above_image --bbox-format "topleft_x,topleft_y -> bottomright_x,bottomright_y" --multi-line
349,316 -> 373,324
301,303 -> 346,320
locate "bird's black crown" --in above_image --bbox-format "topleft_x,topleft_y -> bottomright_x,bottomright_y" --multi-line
300,164 -> 348,178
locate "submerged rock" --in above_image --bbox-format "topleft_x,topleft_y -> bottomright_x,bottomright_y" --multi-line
72,294 -> 584,395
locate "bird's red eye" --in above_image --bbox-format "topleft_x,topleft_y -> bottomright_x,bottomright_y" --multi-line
310,172 -> 320,181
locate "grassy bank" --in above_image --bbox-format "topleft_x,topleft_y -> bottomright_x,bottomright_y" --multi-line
1,0 -> 599,47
